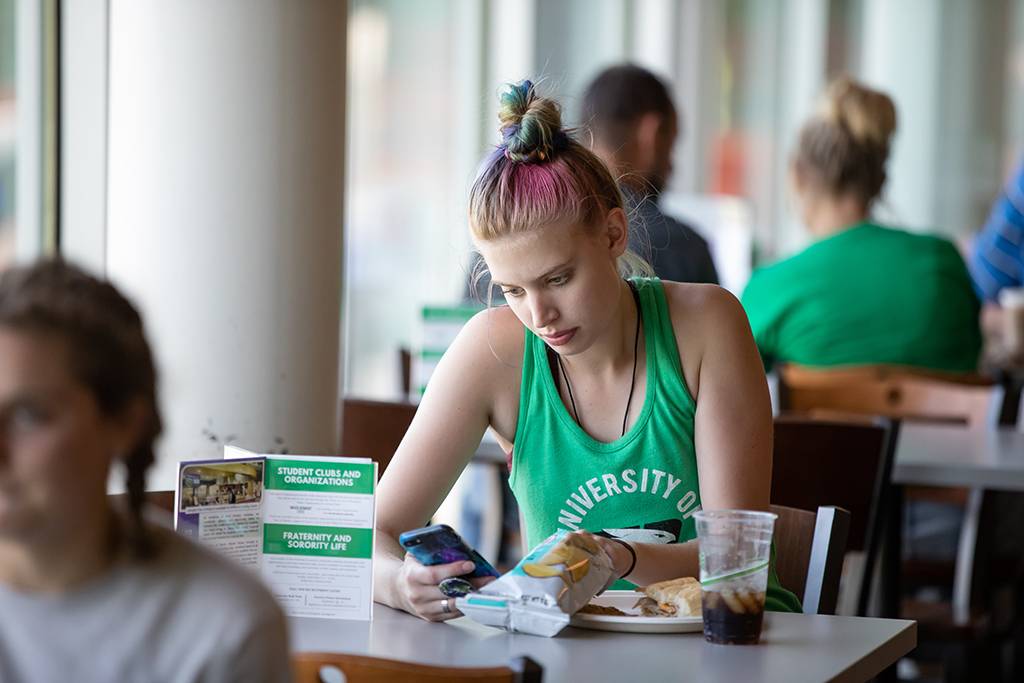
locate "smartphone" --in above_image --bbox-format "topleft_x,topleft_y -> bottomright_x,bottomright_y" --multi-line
398,524 -> 499,579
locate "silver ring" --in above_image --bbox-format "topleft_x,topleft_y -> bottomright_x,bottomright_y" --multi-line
441,598 -> 451,614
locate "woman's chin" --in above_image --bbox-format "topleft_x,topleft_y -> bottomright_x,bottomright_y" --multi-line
0,495 -> 36,539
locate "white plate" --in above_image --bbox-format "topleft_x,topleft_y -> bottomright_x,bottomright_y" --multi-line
570,590 -> 703,634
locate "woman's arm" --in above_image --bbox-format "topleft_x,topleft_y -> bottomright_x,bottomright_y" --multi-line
374,308 -> 520,620
594,285 -> 773,585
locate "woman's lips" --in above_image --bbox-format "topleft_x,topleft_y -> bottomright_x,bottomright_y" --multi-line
542,328 -> 577,346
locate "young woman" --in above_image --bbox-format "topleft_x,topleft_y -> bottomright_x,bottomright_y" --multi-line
741,77 -> 981,373
374,81 -> 800,621
0,261 -> 290,682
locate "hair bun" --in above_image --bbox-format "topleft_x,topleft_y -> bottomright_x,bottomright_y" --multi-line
498,80 -> 564,163
818,77 -> 897,150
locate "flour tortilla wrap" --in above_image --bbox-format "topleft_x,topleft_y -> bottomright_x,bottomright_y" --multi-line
456,530 -> 616,637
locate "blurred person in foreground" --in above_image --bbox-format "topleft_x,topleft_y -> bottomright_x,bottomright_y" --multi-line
581,64 -> 719,286
0,261 -> 290,683
741,77 -> 981,373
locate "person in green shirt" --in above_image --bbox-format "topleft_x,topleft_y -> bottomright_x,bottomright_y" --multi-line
373,81 -> 800,622
742,78 -> 981,373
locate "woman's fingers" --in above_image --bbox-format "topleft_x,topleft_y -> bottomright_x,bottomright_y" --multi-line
406,582 -> 464,621
406,558 -> 476,585
401,556 -> 477,621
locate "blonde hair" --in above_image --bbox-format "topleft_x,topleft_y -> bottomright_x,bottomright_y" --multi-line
468,81 -> 652,293
793,77 -> 898,208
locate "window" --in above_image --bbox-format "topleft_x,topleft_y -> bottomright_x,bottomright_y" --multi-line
343,0 -> 1024,397
344,0 -> 483,398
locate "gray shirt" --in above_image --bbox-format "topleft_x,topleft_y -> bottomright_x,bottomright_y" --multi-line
0,524 -> 291,683
626,190 -> 719,285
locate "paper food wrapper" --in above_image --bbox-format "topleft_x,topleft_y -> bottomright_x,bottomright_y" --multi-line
456,530 -> 615,637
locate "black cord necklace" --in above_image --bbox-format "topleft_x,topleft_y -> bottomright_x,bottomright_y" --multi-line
554,282 -> 642,437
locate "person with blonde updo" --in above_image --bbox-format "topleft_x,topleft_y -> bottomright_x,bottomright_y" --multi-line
741,77 -> 981,373
374,81 -> 800,622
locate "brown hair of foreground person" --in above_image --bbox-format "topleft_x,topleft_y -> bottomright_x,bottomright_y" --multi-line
0,259 -> 161,558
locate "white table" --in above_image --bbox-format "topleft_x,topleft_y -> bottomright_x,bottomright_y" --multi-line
893,423 -> 1024,491
292,606 -> 916,683
890,423 -> 1024,623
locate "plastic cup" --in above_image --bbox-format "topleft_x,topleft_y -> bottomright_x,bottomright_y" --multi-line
693,509 -> 776,645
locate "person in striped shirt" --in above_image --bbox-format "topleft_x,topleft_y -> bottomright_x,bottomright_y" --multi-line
970,159 -> 1024,347
971,159 -> 1024,301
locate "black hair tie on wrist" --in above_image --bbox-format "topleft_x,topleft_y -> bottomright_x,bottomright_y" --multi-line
609,538 -> 637,579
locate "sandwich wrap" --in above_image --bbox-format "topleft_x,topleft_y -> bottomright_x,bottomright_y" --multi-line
456,530 -> 617,637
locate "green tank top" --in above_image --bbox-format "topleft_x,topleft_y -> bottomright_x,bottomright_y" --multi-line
508,278 -> 801,611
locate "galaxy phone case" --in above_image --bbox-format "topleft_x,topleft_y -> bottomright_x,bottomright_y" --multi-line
398,524 -> 499,579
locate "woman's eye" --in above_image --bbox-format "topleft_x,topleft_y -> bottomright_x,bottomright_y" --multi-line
501,288 -> 524,298
10,405 -> 46,429
548,274 -> 569,286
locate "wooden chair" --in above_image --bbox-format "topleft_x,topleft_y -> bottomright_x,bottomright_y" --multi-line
340,397 -> 418,476
778,364 -> 995,610
292,653 -> 543,683
771,504 -> 851,615
778,363 -> 1000,427
771,415 -> 897,615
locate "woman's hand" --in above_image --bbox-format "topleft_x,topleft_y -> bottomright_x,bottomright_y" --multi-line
552,531 -> 634,589
588,533 -> 634,581
394,554 -> 496,622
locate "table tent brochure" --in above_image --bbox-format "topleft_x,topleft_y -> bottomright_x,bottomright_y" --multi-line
174,445 -> 377,620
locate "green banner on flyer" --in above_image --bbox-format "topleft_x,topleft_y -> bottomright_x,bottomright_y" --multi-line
263,524 -> 373,558
264,459 -> 375,494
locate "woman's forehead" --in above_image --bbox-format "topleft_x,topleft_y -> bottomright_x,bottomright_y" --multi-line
479,228 -> 591,284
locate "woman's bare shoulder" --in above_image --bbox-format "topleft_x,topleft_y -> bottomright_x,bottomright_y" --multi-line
434,306 -> 524,402
456,306 -> 525,368
660,281 -> 748,333
658,282 -> 752,394
434,306 -> 523,440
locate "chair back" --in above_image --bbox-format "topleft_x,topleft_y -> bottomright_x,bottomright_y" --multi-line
778,363 -> 999,427
340,398 -> 418,475
771,504 -> 850,615
292,653 -> 543,683
771,415 -> 897,615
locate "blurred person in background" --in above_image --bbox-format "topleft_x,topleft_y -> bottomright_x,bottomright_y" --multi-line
0,261 -> 290,683
741,77 -> 981,374
969,158 -> 1024,359
581,64 -> 719,286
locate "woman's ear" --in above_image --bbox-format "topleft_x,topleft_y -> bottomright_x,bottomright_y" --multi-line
789,162 -> 807,197
605,207 -> 629,258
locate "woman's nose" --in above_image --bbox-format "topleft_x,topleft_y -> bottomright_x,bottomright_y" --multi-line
530,295 -> 557,329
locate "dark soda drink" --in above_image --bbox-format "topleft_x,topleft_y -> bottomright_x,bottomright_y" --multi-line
701,589 -> 766,644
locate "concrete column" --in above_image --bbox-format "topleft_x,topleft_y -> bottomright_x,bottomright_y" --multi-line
106,0 -> 346,489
